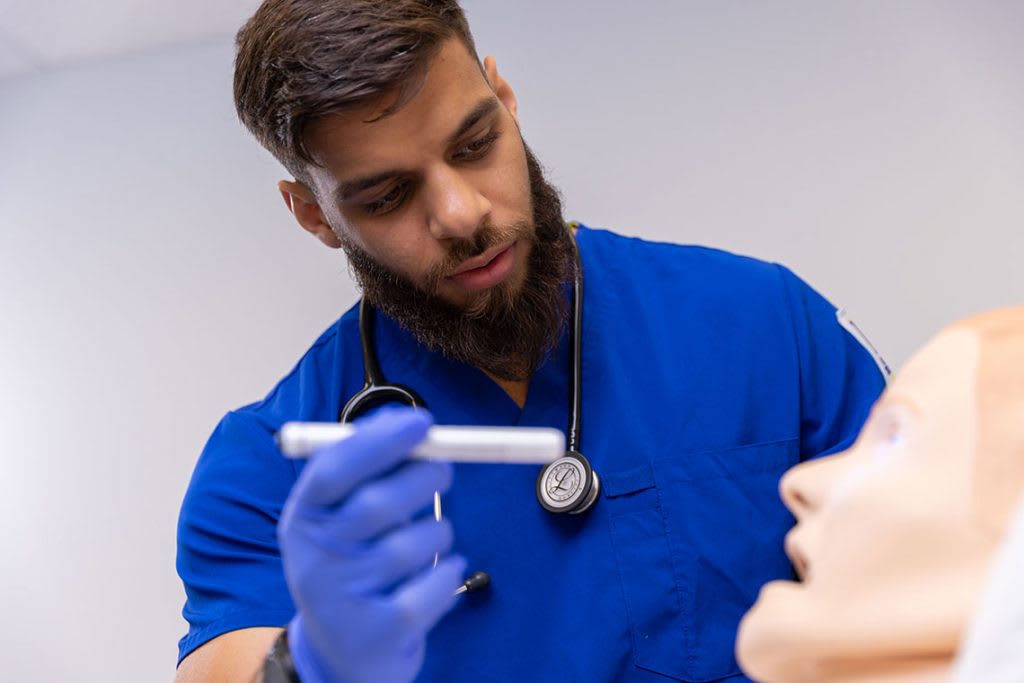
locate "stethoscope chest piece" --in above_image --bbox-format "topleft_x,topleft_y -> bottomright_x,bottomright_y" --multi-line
536,451 -> 600,515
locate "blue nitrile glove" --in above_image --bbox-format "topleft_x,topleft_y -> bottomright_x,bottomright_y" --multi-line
278,407 -> 465,683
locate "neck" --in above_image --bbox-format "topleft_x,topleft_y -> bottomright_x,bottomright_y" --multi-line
485,371 -> 529,408
480,222 -> 576,409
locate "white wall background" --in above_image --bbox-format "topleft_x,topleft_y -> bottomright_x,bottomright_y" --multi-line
1,2 -> 1022,680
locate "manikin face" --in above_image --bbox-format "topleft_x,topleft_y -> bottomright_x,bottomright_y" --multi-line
737,327 -> 997,683
296,37 -> 535,311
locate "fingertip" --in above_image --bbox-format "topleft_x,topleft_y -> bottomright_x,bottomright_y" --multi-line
358,405 -> 433,428
435,518 -> 455,552
410,406 -> 434,426
428,552 -> 465,581
407,408 -> 434,432
434,460 -> 454,493
391,553 -> 468,632
360,406 -> 433,445
445,554 -> 468,580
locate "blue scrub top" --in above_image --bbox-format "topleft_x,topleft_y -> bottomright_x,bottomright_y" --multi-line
177,226 -> 885,682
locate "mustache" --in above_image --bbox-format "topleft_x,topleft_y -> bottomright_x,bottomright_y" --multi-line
337,139 -> 571,381
422,220 -> 534,295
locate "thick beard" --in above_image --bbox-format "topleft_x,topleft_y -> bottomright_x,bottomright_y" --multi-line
340,143 -> 574,381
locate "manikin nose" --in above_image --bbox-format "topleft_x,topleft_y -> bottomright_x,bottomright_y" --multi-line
779,462 -> 821,520
779,453 -> 848,520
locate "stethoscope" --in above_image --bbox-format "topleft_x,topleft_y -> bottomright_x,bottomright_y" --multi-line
339,230 -> 601,518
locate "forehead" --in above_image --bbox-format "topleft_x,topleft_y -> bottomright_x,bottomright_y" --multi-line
305,38 -> 493,180
883,327 -> 979,414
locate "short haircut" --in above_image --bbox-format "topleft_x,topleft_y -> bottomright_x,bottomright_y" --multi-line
234,0 -> 477,182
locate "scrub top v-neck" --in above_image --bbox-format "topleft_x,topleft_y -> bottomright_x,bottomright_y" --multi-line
177,225 -> 886,682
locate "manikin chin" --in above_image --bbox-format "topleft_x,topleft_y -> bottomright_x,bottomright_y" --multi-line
736,308 -> 1024,683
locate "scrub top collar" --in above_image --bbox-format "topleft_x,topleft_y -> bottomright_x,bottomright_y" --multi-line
369,268 -> 578,430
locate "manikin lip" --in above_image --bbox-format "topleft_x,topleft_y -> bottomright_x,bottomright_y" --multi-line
448,241 -> 514,277
785,530 -> 811,582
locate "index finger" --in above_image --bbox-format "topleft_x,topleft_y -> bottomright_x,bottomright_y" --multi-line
290,407 -> 433,508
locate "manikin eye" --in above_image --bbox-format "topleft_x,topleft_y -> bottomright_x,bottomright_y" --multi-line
826,407 -> 911,504
883,419 -> 905,444
869,409 -> 910,463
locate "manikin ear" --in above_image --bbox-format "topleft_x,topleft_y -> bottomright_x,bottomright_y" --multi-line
483,55 -> 519,125
277,180 -> 343,249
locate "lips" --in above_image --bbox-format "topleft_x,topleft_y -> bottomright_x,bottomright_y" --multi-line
784,530 -> 811,581
449,242 -> 513,276
446,242 -> 517,292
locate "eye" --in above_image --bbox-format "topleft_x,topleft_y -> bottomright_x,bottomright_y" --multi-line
454,130 -> 500,161
363,181 -> 410,217
884,420 -> 905,445
869,408 -> 909,462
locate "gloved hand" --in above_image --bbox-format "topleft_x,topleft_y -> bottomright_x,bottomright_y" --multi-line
278,407 -> 465,683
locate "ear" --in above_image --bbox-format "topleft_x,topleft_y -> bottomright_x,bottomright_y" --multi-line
278,180 -> 343,249
483,55 -> 518,124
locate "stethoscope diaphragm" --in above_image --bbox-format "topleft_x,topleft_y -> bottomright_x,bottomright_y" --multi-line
536,451 -> 600,515
343,226 -> 598,518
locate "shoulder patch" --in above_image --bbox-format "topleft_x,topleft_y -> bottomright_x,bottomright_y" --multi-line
836,309 -> 891,382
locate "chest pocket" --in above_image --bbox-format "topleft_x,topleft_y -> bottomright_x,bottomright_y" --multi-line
603,439 -> 798,682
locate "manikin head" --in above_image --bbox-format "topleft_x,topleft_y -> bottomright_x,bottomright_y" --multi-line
233,0 -> 573,380
737,308 -> 1024,683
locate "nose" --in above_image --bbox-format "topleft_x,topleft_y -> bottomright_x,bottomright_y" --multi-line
779,453 -> 846,520
425,165 -> 491,241
780,465 -> 815,520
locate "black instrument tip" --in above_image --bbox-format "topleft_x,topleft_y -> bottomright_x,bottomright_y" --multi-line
462,571 -> 491,593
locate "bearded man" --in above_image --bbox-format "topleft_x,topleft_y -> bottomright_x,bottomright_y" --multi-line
175,2 -> 887,681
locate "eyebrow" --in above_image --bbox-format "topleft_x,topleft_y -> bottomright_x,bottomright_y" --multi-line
335,96 -> 501,203
450,97 -> 501,147
871,393 -> 923,418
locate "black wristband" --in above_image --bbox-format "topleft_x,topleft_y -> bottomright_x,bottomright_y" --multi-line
263,628 -> 301,683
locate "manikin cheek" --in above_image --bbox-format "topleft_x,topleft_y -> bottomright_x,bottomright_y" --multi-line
825,456 -> 899,508
813,499 -> 968,595
822,431 -> 923,509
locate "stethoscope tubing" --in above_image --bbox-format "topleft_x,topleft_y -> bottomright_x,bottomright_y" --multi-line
340,231 -> 584,436
337,230 -> 591,591
567,243 -> 583,453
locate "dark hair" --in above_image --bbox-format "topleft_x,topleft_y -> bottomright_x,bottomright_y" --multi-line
234,0 -> 477,182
